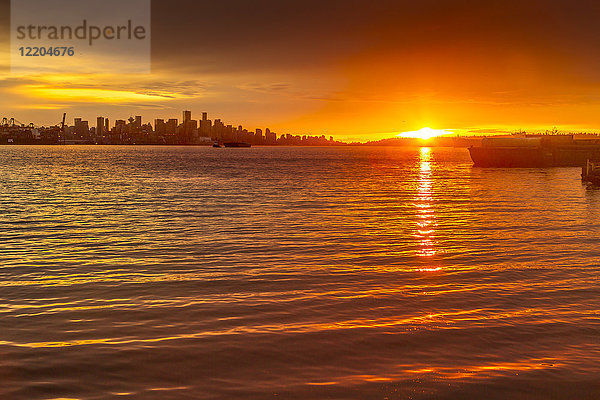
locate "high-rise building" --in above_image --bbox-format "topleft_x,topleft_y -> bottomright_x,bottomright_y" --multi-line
135,116 -> 142,128
96,117 -> 105,144
213,119 -> 224,140
155,119 -> 166,135
74,118 -> 89,137
96,117 -> 104,137
200,118 -> 212,137
202,112 -> 208,121
115,120 -> 126,135
179,111 -> 195,144
166,119 -> 178,135
255,128 -> 263,144
266,129 -> 277,145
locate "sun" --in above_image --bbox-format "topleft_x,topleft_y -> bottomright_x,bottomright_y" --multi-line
397,127 -> 449,140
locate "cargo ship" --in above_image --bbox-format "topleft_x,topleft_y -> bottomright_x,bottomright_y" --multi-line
468,135 -> 600,167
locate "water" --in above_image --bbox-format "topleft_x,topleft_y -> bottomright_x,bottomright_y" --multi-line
0,145 -> 599,399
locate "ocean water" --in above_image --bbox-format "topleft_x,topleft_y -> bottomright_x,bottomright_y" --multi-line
0,145 -> 599,400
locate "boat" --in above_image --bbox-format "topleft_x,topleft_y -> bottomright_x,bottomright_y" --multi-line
469,135 -> 600,167
213,142 -> 222,148
582,160 -> 600,185
224,142 -> 251,148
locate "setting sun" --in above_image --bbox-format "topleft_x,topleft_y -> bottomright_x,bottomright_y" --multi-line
397,127 -> 450,140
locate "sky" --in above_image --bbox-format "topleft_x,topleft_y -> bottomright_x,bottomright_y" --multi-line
3,0 -> 600,141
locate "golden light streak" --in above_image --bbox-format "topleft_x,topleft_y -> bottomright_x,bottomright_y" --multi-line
21,86 -> 178,103
414,147 -> 440,265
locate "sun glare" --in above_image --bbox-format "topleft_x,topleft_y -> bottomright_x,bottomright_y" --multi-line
398,127 -> 449,140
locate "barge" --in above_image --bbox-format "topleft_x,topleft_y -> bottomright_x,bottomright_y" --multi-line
469,135 -> 600,167
224,142 -> 251,148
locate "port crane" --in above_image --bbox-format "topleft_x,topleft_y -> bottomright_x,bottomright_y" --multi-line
1,117 -> 17,128
1,118 -> 37,129
58,113 -> 66,144
0,118 -> 35,132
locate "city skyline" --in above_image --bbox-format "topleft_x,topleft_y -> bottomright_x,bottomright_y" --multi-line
0,109 -> 343,146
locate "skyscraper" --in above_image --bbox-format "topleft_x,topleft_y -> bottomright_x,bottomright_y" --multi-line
166,119 -> 178,135
183,110 -> 192,123
74,118 -> 88,138
155,119 -> 166,135
97,117 -> 104,137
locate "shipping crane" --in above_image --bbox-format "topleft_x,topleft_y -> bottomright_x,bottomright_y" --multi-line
1,117 -> 16,128
60,113 -> 66,144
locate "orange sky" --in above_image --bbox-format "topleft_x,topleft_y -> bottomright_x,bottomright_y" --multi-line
3,0 -> 600,141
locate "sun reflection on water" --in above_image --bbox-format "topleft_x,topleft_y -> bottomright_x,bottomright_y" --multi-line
414,147 -> 441,269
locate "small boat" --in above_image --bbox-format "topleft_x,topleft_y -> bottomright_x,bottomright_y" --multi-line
213,142 -> 222,148
224,142 -> 251,148
582,160 -> 600,185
